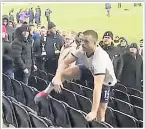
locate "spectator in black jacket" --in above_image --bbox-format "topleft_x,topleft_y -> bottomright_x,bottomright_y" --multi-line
117,37 -> 129,55
12,24 -> 37,84
3,33 -> 14,79
120,43 -> 143,90
101,31 -> 123,81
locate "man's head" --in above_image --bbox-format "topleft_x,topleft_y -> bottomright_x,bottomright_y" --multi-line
119,37 -> 128,47
102,31 -> 113,45
48,22 -> 56,35
129,43 -> 138,55
21,24 -> 30,38
81,30 -> 98,52
40,26 -> 47,36
8,21 -> 14,27
63,31 -> 74,47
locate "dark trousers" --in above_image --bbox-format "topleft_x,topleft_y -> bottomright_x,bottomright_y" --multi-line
14,69 -> 31,85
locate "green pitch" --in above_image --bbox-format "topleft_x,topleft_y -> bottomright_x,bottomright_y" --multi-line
2,3 -> 143,45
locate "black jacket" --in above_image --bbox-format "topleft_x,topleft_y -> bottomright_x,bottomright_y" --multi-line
120,52 -> 143,90
3,39 -> 14,72
102,43 -> 123,80
11,28 -> 34,71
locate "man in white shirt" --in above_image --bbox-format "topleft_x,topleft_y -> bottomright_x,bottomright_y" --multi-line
35,30 -> 117,122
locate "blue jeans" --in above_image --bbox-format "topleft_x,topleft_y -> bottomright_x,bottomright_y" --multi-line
4,69 -> 14,79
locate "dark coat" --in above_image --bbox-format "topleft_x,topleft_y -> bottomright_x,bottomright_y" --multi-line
102,43 -> 124,80
35,11 -> 40,24
6,26 -> 15,43
120,53 -> 143,90
28,9 -> 34,21
11,28 -> 34,71
3,39 -> 14,72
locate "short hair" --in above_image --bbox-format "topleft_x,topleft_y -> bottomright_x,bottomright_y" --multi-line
83,30 -> 98,41
41,26 -> 46,29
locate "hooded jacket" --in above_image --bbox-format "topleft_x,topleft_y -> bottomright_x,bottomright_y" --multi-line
11,27 -> 34,71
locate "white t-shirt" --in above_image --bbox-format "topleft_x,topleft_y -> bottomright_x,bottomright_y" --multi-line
71,46 -> 117,86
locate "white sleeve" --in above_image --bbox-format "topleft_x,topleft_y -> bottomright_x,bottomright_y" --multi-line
93,55 -> 106,75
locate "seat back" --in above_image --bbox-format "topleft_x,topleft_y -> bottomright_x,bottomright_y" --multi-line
114,83 -> 127,92
113,89 -> 130,102
12,101 -> 32,127
50,97 -> 71,127
112,97 -> 133,115
105,107 -> 117,127
2,95 -> 18,127
114,110 -> 137,127
11,79 -> 26,105
3,74 -> 15,97
29,112 -> 48,127
130,95 -> 143,108
67,105 -> 89,127
36,76 -> 48,91
133,106 -> 143,121
127,87 -> 143,98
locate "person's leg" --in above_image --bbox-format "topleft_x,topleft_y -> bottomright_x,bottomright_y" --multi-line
96,85 -> 110,122
4,69 -> 14,79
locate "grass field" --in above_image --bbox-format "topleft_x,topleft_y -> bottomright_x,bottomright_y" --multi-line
2,3 -> 143,45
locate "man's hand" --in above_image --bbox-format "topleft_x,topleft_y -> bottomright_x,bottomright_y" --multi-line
52,76 -> 63,93
34,65 -> 38,71
86,111 -> 97,122
24,68 -> 29,74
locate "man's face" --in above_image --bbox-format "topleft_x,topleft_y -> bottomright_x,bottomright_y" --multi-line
81,35 -> 95,52
120,40 -> 127,46
40,28 -> 47,36
22,31 -> 29,38
129,47 -> 137,54
50,27 -> 56,34
3,19 -> 8,25
103,36 -> 112,45
64,34 -> 74,46
8,22 -> 13,27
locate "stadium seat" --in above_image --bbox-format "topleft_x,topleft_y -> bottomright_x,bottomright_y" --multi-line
12,101 -> 32,127
66,105 -> 89,127
37,96 -> 55,124
114,83 -> 127,92
127,87 -> 143,98
2,95 -> 18,127
50,88 -> 79,110
33,69 -> 48,81
105,107 -> 118,127
112,97 -> 133,115
50,97 -> 72,127
11,79 -> 26,105
75,93 -> 92,114
41,117 -> 53,127
28,76 -> 37,88
3,74 -> 15,97
64,82 -> 85,97
21,83 -> 38,112
29,112 -> 49,127
130,95 -> 143,108
89,120 -> 109,128
114,110 -> 137,127
47,73 -> 54,82
138,120 -> 143,127
113,89 -> 130,102
35,76 -> 48,91
133,106 -> 143,121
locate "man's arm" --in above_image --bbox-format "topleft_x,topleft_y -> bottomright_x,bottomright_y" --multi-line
91,75 -> 105,113
55,52 -> 77,79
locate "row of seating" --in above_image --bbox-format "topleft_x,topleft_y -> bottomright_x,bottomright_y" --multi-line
3,95 -> 55,128
3,73 -> 143,127
2,87 -> 111,127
